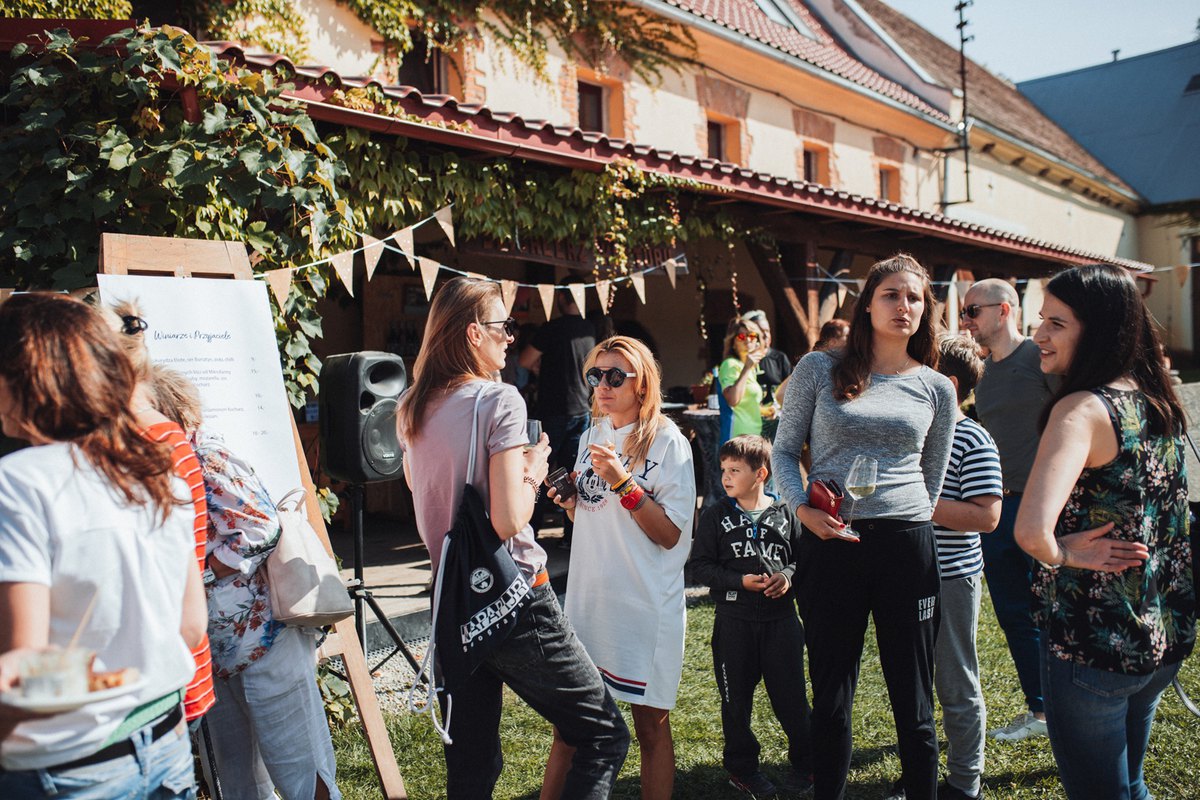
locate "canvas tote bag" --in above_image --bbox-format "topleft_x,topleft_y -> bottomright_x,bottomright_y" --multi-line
266,488 -> 354,627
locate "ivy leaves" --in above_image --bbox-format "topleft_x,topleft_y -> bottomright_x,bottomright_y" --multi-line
0,26 -> 349,413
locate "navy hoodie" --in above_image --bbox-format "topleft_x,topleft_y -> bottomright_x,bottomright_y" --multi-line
689,496 -> 803,621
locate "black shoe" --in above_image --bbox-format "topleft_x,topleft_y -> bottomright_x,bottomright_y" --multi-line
778,768 -> 814,795
882,779 -> 906,800
729,771 -> 778,799
938,781 -> 982,800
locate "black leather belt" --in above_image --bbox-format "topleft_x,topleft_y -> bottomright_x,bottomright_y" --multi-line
51,705 -> 183,772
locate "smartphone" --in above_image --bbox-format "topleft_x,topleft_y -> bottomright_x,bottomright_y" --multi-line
545,466 -> 577,502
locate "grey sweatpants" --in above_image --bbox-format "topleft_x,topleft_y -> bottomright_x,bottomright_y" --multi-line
934,574 -> 986,797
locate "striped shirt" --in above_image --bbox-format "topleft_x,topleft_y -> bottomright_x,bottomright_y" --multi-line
934,417 -> 1003,580
145,422 -> 215,720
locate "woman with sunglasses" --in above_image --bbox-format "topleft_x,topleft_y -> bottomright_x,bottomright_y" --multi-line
1013,264 -> 1194,800
543,337 -> 696,800
398,278 -> 629,799
772,254 -> 956,800
717,317 -> 767,445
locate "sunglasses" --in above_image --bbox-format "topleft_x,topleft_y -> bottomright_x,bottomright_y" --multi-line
959,303 -> 1003,319
480,317 -> 517,337
585,367 -> 637,388
736,332 -> 761,342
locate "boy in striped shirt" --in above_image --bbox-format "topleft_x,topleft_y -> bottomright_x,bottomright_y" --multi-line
928,336 -> 1005,800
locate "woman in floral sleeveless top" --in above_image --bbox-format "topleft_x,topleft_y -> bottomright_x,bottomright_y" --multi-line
1015,264 -> 1195,800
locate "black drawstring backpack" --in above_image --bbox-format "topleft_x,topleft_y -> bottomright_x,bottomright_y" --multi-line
408,387 -> 534,743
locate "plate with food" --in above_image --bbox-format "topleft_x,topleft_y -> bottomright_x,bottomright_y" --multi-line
0,649 -> 143,714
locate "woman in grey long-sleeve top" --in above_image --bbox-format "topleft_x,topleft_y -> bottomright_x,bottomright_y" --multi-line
772,254 -> 956,800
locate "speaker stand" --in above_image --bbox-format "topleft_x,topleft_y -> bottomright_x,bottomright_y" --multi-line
346,484 -> 422,675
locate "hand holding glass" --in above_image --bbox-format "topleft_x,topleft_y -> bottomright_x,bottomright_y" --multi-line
842,455 -> 878,539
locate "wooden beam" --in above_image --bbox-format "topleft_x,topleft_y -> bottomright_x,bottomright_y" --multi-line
746,240 -> 812,356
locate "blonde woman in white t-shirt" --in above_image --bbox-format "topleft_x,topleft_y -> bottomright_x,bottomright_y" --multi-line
544,336 -> 696,800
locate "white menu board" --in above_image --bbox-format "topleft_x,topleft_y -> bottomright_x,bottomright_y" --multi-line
97,274 -> 303,502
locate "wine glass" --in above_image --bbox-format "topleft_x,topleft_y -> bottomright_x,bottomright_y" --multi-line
843,456 -> 878,538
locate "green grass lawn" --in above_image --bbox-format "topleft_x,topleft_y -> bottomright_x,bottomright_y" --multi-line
332,594 -> 1200,799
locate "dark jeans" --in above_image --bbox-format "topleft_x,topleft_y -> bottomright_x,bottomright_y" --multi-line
798,520 -> 941,800
1041,642 -> 1180,800
439,584 -> 629,799
980,493 -> 1043,713
712,613 -> 813,778
531,414 -> 589,541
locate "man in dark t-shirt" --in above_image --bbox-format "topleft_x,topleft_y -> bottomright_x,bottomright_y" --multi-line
520,282 -> 595,544
961,277 -> 1055,743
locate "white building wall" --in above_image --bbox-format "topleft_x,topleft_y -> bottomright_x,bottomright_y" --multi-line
295,0 -> 380,77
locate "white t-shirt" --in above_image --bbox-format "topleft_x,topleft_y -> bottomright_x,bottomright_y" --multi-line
0,443 -> 196,770
565,417 -> 695,709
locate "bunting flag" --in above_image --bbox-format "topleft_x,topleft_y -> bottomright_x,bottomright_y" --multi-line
331,251 -> 355,297
664,258 -> 677,288
956,279 -> 973,301
568,283 -> 588,318
595,279 -> 611,310
1176,264 -> 1190,289
361,234 -> 384,280
265,269 -> 292,308
946,280 -> 960,335
856,279 -> 866,292
467,272 -> 487,281
630,273 -> 646,303
434,205 -> 455,246
500,279 -> 518,314
537,283 -> 556,321
419,257 -> 440,299
392,228 -> 415,269
1021,278 -> 1045,335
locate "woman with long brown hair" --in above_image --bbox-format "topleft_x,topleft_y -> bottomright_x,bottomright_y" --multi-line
772,255 -> 957,800
1014,264 -> 1194,799
543,336 -> 696,800
0,293 -> 206,798
398,277 -> 629,798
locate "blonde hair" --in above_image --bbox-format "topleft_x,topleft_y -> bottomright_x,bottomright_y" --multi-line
150,364 -> 204,434
722,317 -> 764,361
101,298 -> 152,381
584,336 -> 670,469
397,277 -> 503,442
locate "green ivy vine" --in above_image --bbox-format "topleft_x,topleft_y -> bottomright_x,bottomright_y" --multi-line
5,0 -> 131,18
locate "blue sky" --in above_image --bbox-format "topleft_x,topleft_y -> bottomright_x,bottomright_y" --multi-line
882,1 -> 1198,82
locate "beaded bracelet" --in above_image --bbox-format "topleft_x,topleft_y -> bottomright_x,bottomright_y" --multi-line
523,475 -> 540,498
611,474 -> 634,495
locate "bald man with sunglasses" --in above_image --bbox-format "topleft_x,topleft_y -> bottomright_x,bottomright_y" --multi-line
959,278 -> 1056,743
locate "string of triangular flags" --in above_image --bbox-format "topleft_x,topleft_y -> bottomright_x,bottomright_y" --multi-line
257,203 -> 689,321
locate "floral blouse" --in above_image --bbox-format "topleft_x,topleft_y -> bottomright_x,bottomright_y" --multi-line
1032,387 -> 1196,675
193,429 -> 283,678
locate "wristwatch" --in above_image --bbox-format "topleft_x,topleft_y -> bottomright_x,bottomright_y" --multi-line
202,565 -> 217,586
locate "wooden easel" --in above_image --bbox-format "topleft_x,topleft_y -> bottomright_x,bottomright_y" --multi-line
99,232 -> 407,799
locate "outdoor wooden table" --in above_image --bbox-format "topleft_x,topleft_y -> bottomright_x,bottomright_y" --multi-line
672,406 -> 780,508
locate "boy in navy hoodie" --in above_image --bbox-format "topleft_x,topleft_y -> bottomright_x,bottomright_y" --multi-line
689,435 -> 814,798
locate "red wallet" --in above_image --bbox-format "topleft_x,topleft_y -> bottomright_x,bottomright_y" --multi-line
809,478 -> 844,520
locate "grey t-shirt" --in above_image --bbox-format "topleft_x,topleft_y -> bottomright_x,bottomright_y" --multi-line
773,350 -> 957,521
401,379 -> 547,580
973,338 -> 1054,493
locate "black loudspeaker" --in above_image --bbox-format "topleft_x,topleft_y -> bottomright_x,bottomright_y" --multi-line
319,352 -> 407,483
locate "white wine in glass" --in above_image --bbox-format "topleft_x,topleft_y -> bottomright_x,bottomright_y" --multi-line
843,455 -> 878,537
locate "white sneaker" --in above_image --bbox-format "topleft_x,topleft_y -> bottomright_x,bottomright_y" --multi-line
988,711 -> 1048,741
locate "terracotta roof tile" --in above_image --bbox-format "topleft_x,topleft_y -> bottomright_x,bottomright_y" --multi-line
853,0 -> 1132,192
191,40 -> 1148,272
665,0 -> 949,120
